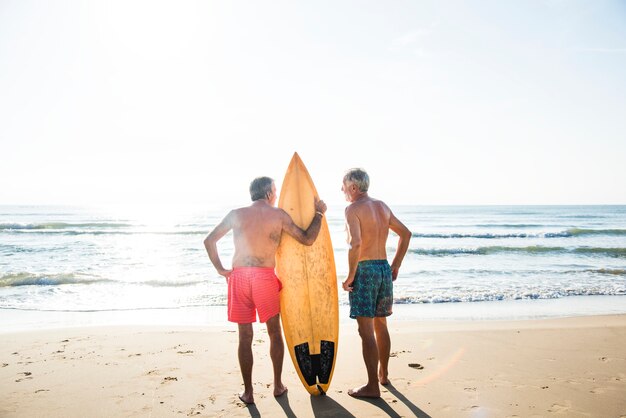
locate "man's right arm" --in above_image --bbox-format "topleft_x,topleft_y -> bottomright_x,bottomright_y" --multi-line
203,211 -> 234,279
342,205 -> 362,292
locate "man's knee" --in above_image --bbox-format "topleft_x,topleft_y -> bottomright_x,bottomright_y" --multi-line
357,318 -> 375,340
239,325 -> 254,344
266,315 -> 283,340
374,317 -> 389,333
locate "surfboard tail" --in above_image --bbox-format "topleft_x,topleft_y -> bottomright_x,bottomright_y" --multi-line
294,340 -> 335,394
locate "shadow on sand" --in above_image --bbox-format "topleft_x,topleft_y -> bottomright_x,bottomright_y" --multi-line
351,396 -> 403,418
275,384 -> 431,417
384,382 -> 432,417
274,392 -> 297,418
310,394 -> 356,418
243,401 -> 261,418
275,392 -> 355,417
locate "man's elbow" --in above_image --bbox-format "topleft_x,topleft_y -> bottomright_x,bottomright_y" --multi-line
349,240 -> 362,251
203,236 -> 213,249
302,228 -> 322,246
303,235 -> 316,246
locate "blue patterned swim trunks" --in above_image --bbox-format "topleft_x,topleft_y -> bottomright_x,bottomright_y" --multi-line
349,259 -> 393,319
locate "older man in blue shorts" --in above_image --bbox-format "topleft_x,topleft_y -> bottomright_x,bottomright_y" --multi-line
341,168 -> 412,398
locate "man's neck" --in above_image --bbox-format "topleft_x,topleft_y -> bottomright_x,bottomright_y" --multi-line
252,199 -> 271,207
352,192 -> 369,203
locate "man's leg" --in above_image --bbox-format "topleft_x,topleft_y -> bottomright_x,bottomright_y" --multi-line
238,323 -> 254,404
265,314 -> 288,397
374,317 -> 391,385
349,316 -> 381,398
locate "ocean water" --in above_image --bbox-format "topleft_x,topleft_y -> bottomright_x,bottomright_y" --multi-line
1,205 -> 625,327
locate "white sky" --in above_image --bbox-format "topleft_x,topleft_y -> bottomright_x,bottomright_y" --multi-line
1,0 -> 625,206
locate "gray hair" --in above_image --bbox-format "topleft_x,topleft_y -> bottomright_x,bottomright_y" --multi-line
343,168 -> 369,192
249,177 -> 274,201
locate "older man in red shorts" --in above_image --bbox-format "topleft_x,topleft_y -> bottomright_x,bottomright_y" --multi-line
204,176 -> 327,404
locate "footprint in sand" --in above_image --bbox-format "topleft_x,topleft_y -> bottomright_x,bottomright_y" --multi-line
162,377 -> 178,384
548,403 -> 570,413
2,363 -> 8,368
461,405 -> 481,412
408,363 -> 424,370
16,372 -> 33,383
187,403 -> 205,416
177,350 -> 194,355
390,350 -> 412,357
35,389 -> 50,393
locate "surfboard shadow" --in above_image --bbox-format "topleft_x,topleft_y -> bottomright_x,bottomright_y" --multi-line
310,394 -> 356,418
384,382 -> 432,418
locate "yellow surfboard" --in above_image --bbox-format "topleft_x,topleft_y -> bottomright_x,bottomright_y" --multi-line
276,152 -> 339,396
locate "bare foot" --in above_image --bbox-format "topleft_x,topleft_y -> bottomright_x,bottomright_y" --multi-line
348,384 -> 380,398
238,391 -> 254,404
274,384 -> 288,397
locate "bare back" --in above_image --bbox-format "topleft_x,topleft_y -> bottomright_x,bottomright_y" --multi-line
205,181 -> 325,279
346,197 -> 391,261
230,204 -> 285,268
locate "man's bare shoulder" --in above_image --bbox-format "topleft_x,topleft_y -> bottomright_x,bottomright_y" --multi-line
345,202 -> 359,217
270,206 -> 290,217
229,207 -> 247,218
229,206 -> 261,221
259,206 -> 290,224
235,205 -> 285,217
348,197 -> 387,211
374,198 -> 390,211
364,197 -> 390,211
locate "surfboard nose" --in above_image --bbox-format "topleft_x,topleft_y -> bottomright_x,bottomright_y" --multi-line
291,151 -> 302,165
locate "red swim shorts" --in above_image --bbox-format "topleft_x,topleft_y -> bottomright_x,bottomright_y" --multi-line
227,267 -> 282,324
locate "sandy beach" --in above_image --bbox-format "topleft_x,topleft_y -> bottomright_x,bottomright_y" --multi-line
1,315 -> 625,417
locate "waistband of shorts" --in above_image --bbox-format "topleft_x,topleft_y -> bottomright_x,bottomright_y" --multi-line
232,266 -> 276,272
357,259 -> 389,266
